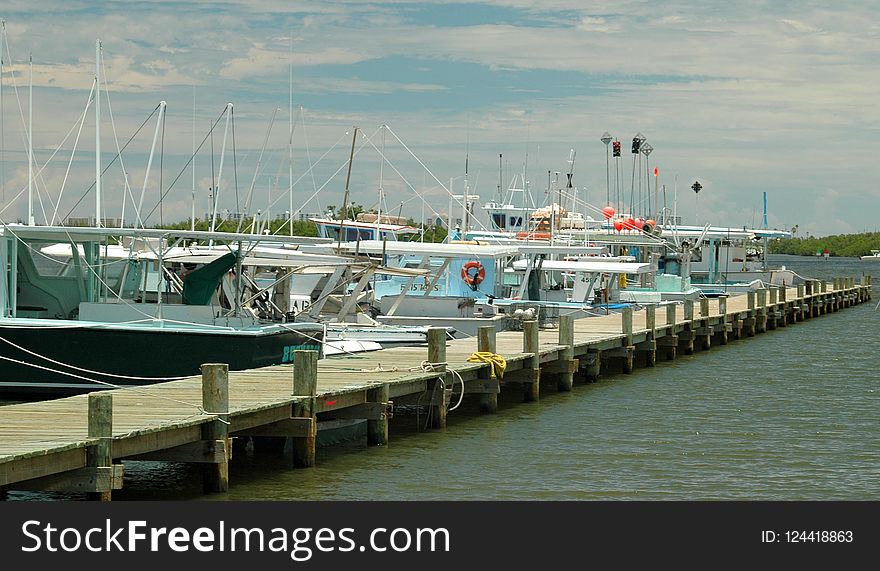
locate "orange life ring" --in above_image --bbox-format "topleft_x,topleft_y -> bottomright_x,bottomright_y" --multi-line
461,260 -> 486,289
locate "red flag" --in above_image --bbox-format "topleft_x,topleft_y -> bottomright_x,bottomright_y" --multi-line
653,167 -> 659,177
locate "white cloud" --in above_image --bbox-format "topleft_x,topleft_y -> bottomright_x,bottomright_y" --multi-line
578,16 -> 615,33
781,19 -> 820,34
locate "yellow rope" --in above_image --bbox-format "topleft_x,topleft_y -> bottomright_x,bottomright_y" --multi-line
467,352 -> 506,379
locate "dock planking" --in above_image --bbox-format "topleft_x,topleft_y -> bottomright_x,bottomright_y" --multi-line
0,277 -> 872,498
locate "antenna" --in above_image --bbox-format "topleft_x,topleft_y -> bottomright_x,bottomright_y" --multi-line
191,84 -> 196,231
497,153 -> 502,204
566,148 -> 576,212
288,30 -> 294,236
762,191 -> 768,228
27,52 -> 34,225
377,124 -> 386,236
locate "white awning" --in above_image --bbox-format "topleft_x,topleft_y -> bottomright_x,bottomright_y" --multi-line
306,240 -> 521,259
511,259 -> 653,274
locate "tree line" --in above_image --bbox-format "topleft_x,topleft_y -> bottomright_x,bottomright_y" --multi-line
769,232 -> 880,258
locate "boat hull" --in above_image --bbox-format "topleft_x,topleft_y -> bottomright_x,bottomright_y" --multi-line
0,320 -> 323,397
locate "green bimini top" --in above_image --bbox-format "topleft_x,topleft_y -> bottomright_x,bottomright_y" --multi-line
182,251 -> 238,305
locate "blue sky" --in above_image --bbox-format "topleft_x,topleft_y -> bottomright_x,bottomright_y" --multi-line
0,1 -> 877,235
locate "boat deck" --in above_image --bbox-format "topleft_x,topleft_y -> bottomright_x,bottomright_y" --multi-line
0,277 -> 872,498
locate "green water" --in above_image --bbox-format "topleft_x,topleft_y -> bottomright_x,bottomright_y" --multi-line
5,256 -> 879,500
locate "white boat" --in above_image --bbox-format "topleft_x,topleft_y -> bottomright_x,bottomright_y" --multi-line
0,224 -> 329,397
860,250 -> 880,260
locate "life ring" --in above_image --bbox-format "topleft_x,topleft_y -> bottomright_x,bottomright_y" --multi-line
461,260 -> 486,289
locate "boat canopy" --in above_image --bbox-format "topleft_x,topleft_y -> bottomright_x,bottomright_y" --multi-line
307,240 -> 521,260
183,251 -> 238,305
515,244 -> 606,255
511,259 -> 653,274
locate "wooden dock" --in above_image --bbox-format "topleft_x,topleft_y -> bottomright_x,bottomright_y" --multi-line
0,276 -> 872,499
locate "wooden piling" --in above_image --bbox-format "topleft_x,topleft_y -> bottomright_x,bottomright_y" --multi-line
680,300 -> 696,354
666,303 -> 677,328
643,305 -> 657,367
777,287 -> 788,326
664,303 -> 677,358
557,315 -> 575,391
522,320 -> 541,401
621,306 -> 633,346
427,328 -> 449,428
621,347 -> 635,374
584,350 -> 602,381
290,351 -> 318,466
620,307 -> 635,372
717,297 -> 729,345
366,383 -> 390,446
87,392 -> 113,502
477,326 -> 499,413
201,363 -> 230,491
744,291 -> 757,336
695,298 -> 711,350
756,288 -> 767,333
767,288 -> 778,329
795,284 -> 805,320
683,299 -> 694,322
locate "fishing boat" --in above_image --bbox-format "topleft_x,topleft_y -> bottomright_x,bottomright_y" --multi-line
0,224 -> 328,396
304,240 -> 519,337
483,170 -> 535,234
860,250 -> 880,261
310,212 -> 420,242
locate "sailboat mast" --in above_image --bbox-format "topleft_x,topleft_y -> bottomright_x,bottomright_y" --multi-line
95,39 -> 101,228
27,52 -> 33,225
337,126 -> 357,251
209,103 -> 233,233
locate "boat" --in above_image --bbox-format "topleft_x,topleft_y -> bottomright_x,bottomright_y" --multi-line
860,250 -> 880,261
483,170 -> 535,234
310,213 -> 420,242
0,224 -> 329,397
305,240 -> 519,337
